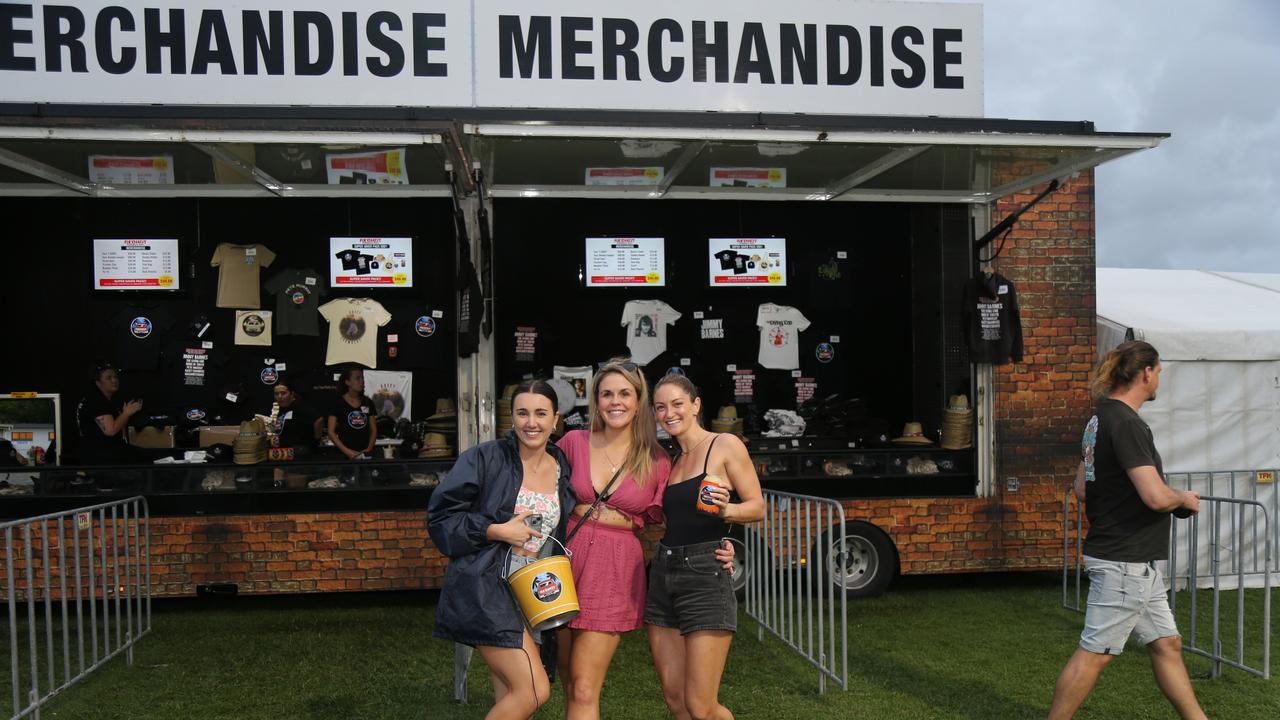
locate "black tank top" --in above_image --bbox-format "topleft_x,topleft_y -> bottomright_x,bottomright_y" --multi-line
661,435 -> 735,546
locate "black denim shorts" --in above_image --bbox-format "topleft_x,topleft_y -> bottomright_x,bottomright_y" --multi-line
644,540 -> 737,635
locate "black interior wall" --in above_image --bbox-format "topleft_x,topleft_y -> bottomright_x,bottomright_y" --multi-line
493,198 -> 925,439
0,197 -> 456,463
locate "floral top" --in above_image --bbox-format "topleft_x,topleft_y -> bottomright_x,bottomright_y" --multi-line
513,461 -> 561,554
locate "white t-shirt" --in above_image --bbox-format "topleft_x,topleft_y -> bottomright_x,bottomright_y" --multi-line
756,303 -> 810,370
319,298 -> 392,368
621,300 -> 681,366
234,310 -> 273,346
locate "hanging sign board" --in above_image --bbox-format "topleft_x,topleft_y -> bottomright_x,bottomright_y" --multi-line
329,237 -> 413,287
585,237 -> 665,286
0,1 -> 983,117
92,238 -> 181,290
584,167 -> 663,186
710,168 -> 787,188
708,238 -> 787,286
88,156 -> 175,185
326,149 -> 409,185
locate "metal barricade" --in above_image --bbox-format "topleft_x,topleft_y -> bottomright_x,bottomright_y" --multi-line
1169,496 -> 1272,679
745,490 -> 848,694
1061,488 -> 1085,613
1166,470 -> 1280,585
2,497 -> 151,719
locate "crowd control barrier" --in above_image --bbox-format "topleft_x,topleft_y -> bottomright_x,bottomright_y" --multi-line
745,490 -> 849,694
2,497 -> 151,719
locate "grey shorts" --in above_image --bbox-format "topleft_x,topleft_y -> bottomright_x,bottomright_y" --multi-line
644,541 -> 737,635
1080,555 -> 1180,655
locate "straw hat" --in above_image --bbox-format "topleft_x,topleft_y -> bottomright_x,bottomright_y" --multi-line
419,431 -> 454,458
233,418 -> 269,464
940,394 -> 974,449
428,398 -> 457,421
709,405 -> 745,436
891,421 -> 933,445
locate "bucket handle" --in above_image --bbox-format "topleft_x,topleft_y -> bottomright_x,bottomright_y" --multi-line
500,535 -> 572,581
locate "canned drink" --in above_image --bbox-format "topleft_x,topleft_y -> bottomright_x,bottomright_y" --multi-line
696,474 -> 727,515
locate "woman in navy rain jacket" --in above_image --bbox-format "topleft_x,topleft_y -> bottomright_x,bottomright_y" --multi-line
428,380 -> 575,720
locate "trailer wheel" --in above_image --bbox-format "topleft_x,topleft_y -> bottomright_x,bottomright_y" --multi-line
725,527 -> 765,598
812,521 -> 897,598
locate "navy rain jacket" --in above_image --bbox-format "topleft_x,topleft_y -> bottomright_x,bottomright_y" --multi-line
428,431 -> 574,648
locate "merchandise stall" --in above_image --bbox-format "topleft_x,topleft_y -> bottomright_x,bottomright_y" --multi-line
0,0 -> 1167,595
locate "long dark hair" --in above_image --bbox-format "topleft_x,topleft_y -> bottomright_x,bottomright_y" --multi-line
654,373 -> 703,428
1091,341 -> 1160,398
336,365 -> 370,404
513,379 -> 558,413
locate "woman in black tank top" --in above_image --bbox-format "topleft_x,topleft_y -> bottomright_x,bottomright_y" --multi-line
646,374 -> 764,720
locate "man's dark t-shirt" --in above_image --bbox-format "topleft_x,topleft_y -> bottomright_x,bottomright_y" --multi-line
277,403 -> 319,451
76,391 -> 127,464
1082,398 -> 1169,562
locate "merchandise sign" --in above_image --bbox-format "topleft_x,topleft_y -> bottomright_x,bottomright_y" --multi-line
1,1 -> 982,117
585,237 -> 665,286
795,376 -> 816,405
329,237 -> 413,287
733,369 -> 755,403
710,168 -> 786,188
92,238 -> 181,290
584,167 -> 663,186
708,238 -> 786,286
326,149 -> 408,185
88,155 -> 175,185
514,326 -> 538,361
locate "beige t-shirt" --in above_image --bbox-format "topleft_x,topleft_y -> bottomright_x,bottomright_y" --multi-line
234,310 -> 273,346
211,243 -> 276,309
319,298 -> 392,368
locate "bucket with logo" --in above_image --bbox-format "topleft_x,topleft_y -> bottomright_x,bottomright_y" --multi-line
502,537 -> 580,632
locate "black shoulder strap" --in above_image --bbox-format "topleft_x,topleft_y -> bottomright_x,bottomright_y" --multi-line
702,434 -> 721,474
565,466 -> 625,546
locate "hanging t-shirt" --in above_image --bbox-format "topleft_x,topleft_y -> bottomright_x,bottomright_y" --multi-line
234,310 -> 273,346
111,305 -> 174,371
163,338 -> 228,404
365,370 -> 414,420
553,365 -> 592,407
756,303 -> 810,370
319,298 -> 392,368
264,268 -> 325,336
381,309 -> 451,370
210,243 -> 276,309
962,272 -> 1024,365
236,354 -> 293,413
621,300 -> 681,366
327,395 -> 374,454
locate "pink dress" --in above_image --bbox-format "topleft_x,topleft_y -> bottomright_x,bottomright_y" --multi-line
556,429 -> 670,632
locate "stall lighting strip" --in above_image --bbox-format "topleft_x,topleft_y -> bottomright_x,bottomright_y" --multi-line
0,127 -> 443,146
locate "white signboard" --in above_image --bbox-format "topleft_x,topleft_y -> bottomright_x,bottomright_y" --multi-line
585,237 -> 665,287
708,238 -> 786,286
329,237 -> 413,287
0,1 -> 983,117
710,167 -> 786,188
93,238 -> 181,290
326,149 -> 409,185
88,155 -> 175,185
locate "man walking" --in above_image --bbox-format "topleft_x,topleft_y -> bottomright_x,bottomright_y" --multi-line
1048,341 -> 1206,720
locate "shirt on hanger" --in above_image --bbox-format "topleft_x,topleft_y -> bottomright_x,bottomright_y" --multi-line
111,304 -> 174,371
210,243 -> 276,309
962,272 -> 1024,365
264,268 -> 325,336
621,299 -> 681,366
756,303 -> 810,370
319,298 -> 392,368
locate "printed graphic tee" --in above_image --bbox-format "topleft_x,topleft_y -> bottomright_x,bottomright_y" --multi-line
211,243 -> 276,309
1081,398 -> 1169,562
756,303 -> 810,370
621,300 -> 681,366
234,310 -> 273,346
264,268 -> 325,336
111,305 -> 174,371
328,395 -> 374,454
319,298 -> 392,368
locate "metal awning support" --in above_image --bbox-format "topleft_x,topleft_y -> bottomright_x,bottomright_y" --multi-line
193,143 -> 288,196
823,145 -> 932,201
656,140 -> 708,196
0,147 -> 94,195
984,146 -> 1135,200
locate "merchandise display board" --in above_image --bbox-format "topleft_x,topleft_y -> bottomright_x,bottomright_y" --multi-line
329,237 -> 414,287
585,237 -> 666,286
92,238 -> 181,290
708,238 -> 788,286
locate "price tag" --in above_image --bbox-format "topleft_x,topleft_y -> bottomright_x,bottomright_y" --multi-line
680,358 -> 691,366
847,441 -> 857,448
275,363 -> 287,371
201,341 -> 213,349
245,247 -> 257,256
791,439 -> 800,447
224,392 -> 239,403
304,276 -> 317,285
830,335 -> 841,343
693,311 -> 705,319
333,373 -> 341,381
790,370 -> 802,378
301,159 -> 312,170
777,443 -> 787,450
386,334 -> 399,343
836,251 -> 847,259
726,364 -> 737,372
431,310 -> 444,319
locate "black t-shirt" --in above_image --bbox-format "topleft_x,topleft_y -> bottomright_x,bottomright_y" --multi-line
164,338 -> 229,404
328,395 -> 374,453
111,305 -> 175,371
277,402 -> 320,450
714,250 -> 736,270
382,309 -> 451,370
264,268 -> 325,337
335,250 -> 360,270
75,390 -> 127,464
236,353 -> 294,414
1082,398 -> 1169,562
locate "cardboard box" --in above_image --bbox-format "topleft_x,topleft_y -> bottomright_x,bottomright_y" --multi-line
128,425 -> 176,449
198,425 -> 241,448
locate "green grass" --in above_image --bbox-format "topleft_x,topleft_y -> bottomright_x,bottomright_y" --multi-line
4,573 -> 1275,719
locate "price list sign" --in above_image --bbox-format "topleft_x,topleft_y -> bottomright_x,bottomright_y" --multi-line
93,238 -> 181,290
585,237 -> 665,287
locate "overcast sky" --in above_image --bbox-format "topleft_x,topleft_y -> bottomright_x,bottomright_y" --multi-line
947,0 -> 1279,272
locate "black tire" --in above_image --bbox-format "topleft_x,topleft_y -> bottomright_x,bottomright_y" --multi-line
724,526 -> 766,598
811,520 -> 897,598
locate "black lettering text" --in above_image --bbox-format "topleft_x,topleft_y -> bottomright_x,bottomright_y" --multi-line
691,20 -> 728,83
95,7 -> 135,74
780,23 -> 816,85
366,12 -> 403,78
734,22 -> 774,84
825,25 -> 860,86
144,8 -> 185,74
243,11 -> 283,75
647,19 -> 683,83
601,17 -> 639,81
869,26 -> 884,86
411,13 -> 445,77
294,11 -> 333,76
561,16 -> 593,80
192,10 -> 235,75
891,26 -> 924,88
933,28 -> 963,89
341,12 -> 358,76
498,15 -> 550,78
43,5 -> 87,73
0,3 -> 36,71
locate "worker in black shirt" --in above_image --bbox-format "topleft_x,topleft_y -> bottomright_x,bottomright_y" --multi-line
272,383 -> 322,457
75,364 -> 142,465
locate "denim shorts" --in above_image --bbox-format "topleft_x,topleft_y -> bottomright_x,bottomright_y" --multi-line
644,540 -> 737,635
1080,555 -> 1180,655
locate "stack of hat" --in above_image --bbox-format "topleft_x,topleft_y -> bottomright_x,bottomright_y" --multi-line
940,394 -> 974,449
419,432 -> 454,458
496,384 -> 518,436
891,421 -> 933,446
232,418 -> 269,465
710,406 -> 745,439
426,398 -> 458,436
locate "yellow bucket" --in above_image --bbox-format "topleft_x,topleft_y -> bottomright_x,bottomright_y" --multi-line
505,538 -> 580,632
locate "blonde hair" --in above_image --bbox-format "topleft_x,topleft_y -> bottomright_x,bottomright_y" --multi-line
589,359 -> 661,487
1091,341 -> 1160,398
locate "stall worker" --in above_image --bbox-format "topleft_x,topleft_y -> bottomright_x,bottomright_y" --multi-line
272,382 -> 322,457
326,366 -> 377,459
75,362 -> 142,465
